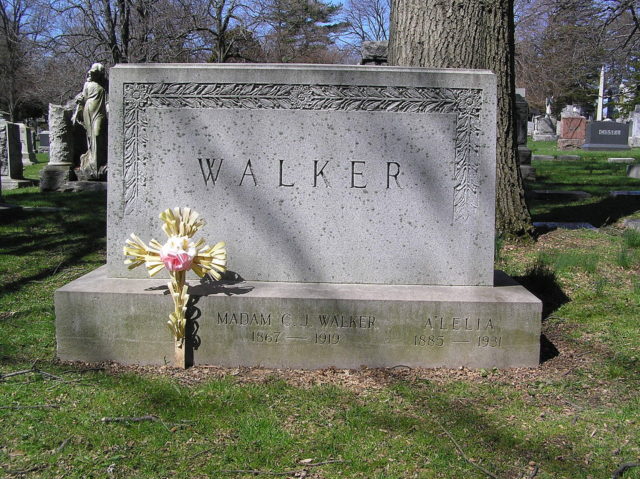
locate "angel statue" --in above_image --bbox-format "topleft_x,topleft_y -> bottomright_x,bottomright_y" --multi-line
72,63 -> 108,180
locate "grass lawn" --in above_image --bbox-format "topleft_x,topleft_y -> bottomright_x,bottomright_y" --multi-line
1,145 -> 639,478
527,141 -> 640,226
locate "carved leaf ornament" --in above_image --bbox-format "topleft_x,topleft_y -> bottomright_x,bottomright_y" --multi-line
123,82 -> 483,220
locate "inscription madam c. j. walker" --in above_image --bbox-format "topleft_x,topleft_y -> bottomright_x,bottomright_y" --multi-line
122,82 -> 482,220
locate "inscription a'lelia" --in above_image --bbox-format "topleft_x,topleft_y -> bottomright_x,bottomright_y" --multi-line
198,158 -> 402,189
424,317 -> 495,331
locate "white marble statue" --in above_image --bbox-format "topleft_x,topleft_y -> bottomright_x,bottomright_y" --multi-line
72,63 -> 108,180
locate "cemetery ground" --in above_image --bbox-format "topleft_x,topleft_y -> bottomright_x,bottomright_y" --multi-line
1,146 -> 640,479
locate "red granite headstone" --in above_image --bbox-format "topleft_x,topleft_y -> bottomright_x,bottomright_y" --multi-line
558,117 -> 586,150
560,117 -> 587,139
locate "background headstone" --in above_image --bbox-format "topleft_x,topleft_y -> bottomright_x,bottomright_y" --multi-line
360,41 -> 388,65
39,131 -> 50,151
0,120 -> 6,177
17,123 -> 37,165
515,93 -> 529,147
40,104 -> 80,192
607,157 -> 634,163
515,93 -> 534,181
626,164 -> 640,179
533,115 -> 558,141
528,190 -> 591,201
48,104 -> 77,166
1,122 -> 33,189
583,121 -> 631,151
561,104 -> 583,118
623,218 -> 640,231
557,116 -> 587,150
629,106 -> 640,148
610,191 -> 640,197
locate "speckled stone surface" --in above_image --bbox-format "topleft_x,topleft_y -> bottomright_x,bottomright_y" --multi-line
107,64 -> 497,286
56,267 -> 541,369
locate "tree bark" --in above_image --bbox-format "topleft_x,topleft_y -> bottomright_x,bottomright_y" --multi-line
389,0 -> 531,237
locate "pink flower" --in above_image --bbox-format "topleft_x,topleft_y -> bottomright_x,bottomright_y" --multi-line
160,236 -> 196,272
161,251 -> 193,272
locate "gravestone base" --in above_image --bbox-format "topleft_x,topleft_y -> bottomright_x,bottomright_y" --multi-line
627,165 -> 640,179
527,190 -> 591,201
532,134 -> 558,142
623,219 -> 640,231
607,158 -> 634,163
557,139 -> 584,150
56,266 -> 542,369
518,145 -> 532,165
1,177 -> 34,190
520,165 -> 536,182
610,191 -> 640,197
67,180 -> 108,192
583,143 -> 631,151
39,163 -> 74,192
532,155 -> 555,161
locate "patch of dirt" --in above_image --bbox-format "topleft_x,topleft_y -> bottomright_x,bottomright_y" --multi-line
58,322 -> 594,395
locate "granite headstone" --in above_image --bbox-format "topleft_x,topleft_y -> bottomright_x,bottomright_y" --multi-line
39,131 -> 50,150
360,41 -> 388,66
1,122 -> 33,189
561,104 -> 582,118
107,66 -> 497,286
40,104 -> 78,192
558,117 -> 587,150
630,106 -> 640,148
56,64 -> 542,369
17,123 -> 37,165
0,120 -> 6,177
627,164 -> 640,179
533,115 -> 557,141
515,93 -> 534,181
583,121 -> 631,151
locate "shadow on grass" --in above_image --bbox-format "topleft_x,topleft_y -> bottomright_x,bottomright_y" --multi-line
514,262 -> 569,321
0,190 -> 106,296
529,194 -> 640,227
398,384 -> 614,479
539,334 -> 559,363
514,261 -> 569,363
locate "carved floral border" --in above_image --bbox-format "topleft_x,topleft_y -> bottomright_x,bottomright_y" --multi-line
123,82 -> 483,220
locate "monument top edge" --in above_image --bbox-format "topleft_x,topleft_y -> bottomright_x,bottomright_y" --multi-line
110,63 -> 495,77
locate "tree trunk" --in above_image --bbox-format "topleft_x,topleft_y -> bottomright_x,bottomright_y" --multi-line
388,0 -> 531,237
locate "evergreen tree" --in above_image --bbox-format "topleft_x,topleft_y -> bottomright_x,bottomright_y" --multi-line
257,0 -> 348,62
